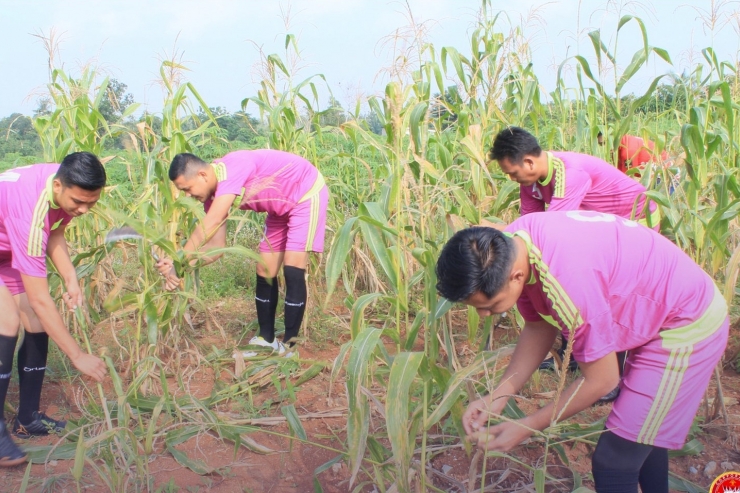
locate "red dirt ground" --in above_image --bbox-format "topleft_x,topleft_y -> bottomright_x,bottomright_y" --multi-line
1,303 -> 738,492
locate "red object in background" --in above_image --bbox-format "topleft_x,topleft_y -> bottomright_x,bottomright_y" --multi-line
617,135 -> 669,174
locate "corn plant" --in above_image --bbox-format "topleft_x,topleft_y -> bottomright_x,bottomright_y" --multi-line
323,5 -> 549,490
573,15 -> 672,156
323,3 -> 739,492
28,45 -> 278,491
242,34 -> 324,159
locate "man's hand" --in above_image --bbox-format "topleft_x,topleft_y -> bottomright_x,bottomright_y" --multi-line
62,283 -> 84,311
71,353 -> 107,382
462,321 -> 559,449
462,394 -> 508,435
471,420 -> 534,452
163,273 -> 181,291
155,257 -> 174,276
155,258 -> 181,291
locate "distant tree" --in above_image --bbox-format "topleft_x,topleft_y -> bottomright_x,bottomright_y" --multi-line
197,107 -> 263,145
33,97 -> 53,117
197,106 -> 230,119
0,113 -> 41,158
361,111 -> 384,135
631,76 -> 691,115
1,113 -> 34,138
320,97 -> 347,127
99,78 -> 135,124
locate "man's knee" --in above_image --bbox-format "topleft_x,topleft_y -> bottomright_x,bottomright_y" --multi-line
0,287 -> 21,335
14,294 -> 44,333
283,251 -> 309,271
258,252 -> 286,278
0,307 -> 20,336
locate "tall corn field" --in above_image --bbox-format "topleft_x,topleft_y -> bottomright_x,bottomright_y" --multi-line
12,2 -> 740,492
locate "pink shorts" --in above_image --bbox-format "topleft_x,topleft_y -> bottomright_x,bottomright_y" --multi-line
259,185 -> 328,253
0,259 -> 24,295
607,289 -> 729,449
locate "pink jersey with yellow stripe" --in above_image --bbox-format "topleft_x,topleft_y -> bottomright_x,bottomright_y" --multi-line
507,210 -> 716,361
506,211 -> 728,448
520,152 -> 659,229
204,150 -> 322,217
0,164 -> 72,278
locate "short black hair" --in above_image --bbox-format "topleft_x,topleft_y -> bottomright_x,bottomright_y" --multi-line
169,153 -> 207,181
489,126 -> 542,164
435,227 -> 516,302
56,152 -> 106,190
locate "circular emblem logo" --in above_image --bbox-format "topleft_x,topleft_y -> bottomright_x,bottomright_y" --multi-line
711,471 -> 740,493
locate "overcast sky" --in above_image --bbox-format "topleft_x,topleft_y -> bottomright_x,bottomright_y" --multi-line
1,0 -> 739,117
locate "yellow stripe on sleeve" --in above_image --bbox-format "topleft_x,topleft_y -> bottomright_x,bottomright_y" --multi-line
27,190 -> 50,257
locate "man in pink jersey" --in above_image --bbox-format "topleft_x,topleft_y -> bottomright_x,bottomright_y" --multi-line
435,212 -> 728,493
0,152 -> 108,466
489,127 -> 660,394
156,151 -> 328,356
490,127 -> 659,229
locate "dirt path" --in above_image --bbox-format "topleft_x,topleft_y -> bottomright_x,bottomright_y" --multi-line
1,305 -> 738,492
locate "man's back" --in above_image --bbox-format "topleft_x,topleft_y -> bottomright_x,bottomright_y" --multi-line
520,152 -> 656,227
506,210 -> 715,362
207,150 -> 319,216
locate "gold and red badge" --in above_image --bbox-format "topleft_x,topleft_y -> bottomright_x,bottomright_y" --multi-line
711,471 -> 740,493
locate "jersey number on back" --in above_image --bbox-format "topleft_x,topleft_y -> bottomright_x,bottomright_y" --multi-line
566,210 -> 638,227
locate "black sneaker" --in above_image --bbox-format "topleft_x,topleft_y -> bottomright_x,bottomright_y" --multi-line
595,385 -> 621,405
538,349 -> 579,372
0,420 -> 27,467
13,411 -> 67,438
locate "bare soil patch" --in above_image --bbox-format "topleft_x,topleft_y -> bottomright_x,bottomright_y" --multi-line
1,303 -> 737,492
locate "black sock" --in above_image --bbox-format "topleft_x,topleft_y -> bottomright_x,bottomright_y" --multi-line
269,274 -> 279,329
282,266 -> 306,345
17,332 -> 49,424
592,431 -> 656,493
638,446 -> 669,493
255,274 -> 278,343
0,334 -> 18,421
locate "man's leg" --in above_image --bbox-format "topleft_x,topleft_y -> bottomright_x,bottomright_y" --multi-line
282,252 -> 309,346
281,186 -> 327,347
252,210 -> 289,349
0,280 -> 27,466
616,350 -> 626,375
604,309 -> 729,490
0,286 -> 20,422
255,252 -> 284,344
592,430 -> 656,493
539,334 -> 578,371
13,293 -> 65,436
637,445 -> 669,493
594,351 -> 624,404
